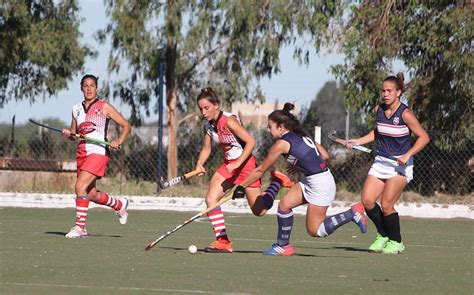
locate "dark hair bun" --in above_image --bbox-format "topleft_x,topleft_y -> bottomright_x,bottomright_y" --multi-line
283,102 -> 295,112
396,72 -> 404,82
201,87 -> 214,93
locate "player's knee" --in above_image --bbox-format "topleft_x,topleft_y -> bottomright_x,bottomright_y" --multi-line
250,207 -> 267,217
306,224 -> 318,237
74,183 -> 87,196
307,230 -> 318,238
205,196 -> 218,207
360,198 -> 374,209
380,201 -> 395,213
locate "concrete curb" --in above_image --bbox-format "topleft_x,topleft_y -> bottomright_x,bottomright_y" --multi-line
1,192 -> 472,219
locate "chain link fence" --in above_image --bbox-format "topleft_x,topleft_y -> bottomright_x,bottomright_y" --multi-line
0,119 -> 472,198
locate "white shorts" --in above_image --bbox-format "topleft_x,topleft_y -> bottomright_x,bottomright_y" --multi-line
299,169 -> 336,207
368,155 -> 414,183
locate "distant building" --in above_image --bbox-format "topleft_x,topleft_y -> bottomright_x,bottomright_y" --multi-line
231,101 -> 300,130
132,126 -> 165,145
130,101 -> 300,144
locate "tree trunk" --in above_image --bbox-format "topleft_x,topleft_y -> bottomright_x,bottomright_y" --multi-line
166,35 -> 178,178
166,88 -> 178,179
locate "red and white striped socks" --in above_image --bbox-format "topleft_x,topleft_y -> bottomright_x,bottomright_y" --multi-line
75,196 -> 89,229
95,191 -> 123,211
207,206 -> 229,242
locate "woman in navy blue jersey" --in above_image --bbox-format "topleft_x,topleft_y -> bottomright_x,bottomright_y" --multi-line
233,103 -> 367,256
346,73 -> 430,254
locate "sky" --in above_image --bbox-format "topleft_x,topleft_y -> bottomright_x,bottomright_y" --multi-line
0,0 -> 344,125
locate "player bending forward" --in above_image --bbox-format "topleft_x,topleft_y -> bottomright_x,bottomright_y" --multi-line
195,87 -> 293,253
233,103 -> 367,256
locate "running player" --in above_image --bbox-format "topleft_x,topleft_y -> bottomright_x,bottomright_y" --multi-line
62,74 -> 131,238
345,73 -> 430,254
195,87 -> 293,253
232,102 -> 367,256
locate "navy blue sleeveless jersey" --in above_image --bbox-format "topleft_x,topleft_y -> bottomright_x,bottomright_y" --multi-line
375,103 -> 412,157
281,132 -> 327,176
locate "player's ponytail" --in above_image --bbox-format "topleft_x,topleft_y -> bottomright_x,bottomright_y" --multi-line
384,72 -> 406,94
283,102 -> 295,113
197,87 -> 220,104
268,102 -> 307,137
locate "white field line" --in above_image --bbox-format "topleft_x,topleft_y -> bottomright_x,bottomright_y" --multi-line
0,192 -> 472,219
4,282 -> 247,294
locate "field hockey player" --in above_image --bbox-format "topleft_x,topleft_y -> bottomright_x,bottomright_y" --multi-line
62,74 -> 131,238
344,73 -> 430,254
195,87 -> 293,253
233,102 -> 367,256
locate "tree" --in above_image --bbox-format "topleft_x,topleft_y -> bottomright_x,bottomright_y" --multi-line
0,0 -> 92,107
331,1 -> 473,151
302,81 -> 359,140
100,0 -> 344,178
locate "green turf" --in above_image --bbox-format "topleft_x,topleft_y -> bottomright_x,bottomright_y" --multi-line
1,207 -> 472,294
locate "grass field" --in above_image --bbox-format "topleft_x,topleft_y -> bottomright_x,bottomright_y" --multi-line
1,207 -> 472,294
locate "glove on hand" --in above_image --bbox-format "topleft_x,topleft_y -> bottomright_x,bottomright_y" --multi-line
232,185 -> 245,200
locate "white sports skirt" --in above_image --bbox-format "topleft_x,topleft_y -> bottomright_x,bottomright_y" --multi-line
299,169 -> 336,207
368,155 -> 414,183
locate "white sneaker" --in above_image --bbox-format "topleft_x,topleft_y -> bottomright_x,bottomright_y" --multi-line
65,226 -> 88,238
116,197 -> 129,225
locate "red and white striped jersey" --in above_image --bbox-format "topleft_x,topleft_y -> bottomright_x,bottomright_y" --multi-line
204,111 -> 244,160
72,99 -> 110,157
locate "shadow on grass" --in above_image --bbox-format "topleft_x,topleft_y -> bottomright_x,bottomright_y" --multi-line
296,244 -> 370,253
44,231 -> 123,238
331,246 -> 372,253
159,246 -> 354,258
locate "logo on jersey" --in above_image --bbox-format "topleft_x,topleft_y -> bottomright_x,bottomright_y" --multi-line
393,117 -> 400,125
78,121 -> 97,135
286,154 -> 298,166
320,161 -> 327,170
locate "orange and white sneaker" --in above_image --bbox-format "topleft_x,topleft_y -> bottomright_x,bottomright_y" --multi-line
351,202 -> 367,233
271,170 -> 294,188
204,240 -> 234,253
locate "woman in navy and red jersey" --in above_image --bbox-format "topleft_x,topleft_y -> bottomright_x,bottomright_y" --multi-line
233,103 -> 367,256
346,73 -> 430,254
195,87 -> 293,253
61,74 -> 131,238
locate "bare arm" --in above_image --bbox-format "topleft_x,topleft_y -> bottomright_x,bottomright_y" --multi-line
196,134 -> 212,174
225,116 -> 256,172
240,140 -> 290,188
316,143 -> 330,161
398,109 -> 430,164
61,114 -> 78,140
347,106 -> 378,147
350,130 -> 375,146
104,103 -> 131,149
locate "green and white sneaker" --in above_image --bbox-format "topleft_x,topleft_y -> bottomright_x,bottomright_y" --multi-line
368,234 -> 389,252
382,240 -> 405,254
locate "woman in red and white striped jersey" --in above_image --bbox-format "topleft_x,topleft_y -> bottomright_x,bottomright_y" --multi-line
195,87 -> 293,253
61,74 -> 131,239
346,73 -> 429,254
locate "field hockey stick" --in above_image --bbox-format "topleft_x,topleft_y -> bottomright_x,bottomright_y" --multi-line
327,131 -> 401,162
29,119 -> 116,147
145,185 -> 237,251
158,168 -> 205,189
